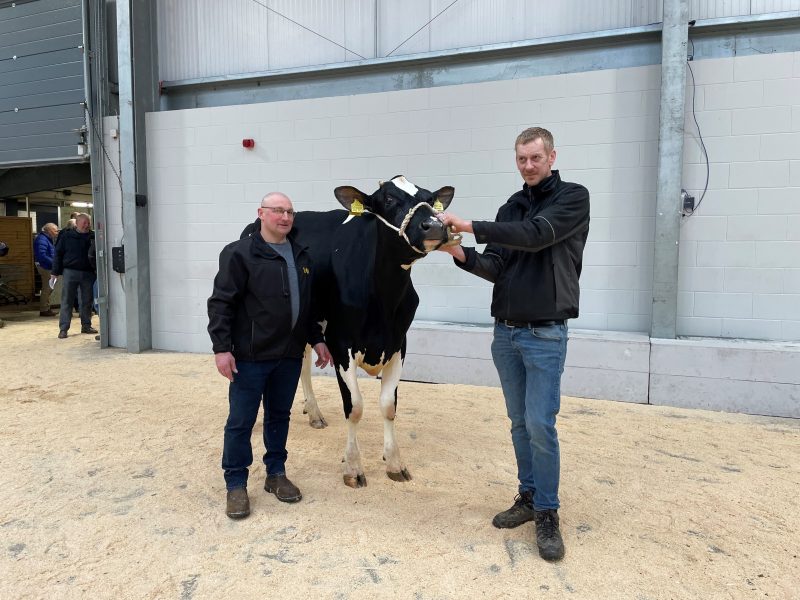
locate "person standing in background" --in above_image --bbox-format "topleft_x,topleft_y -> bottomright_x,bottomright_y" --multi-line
33,223 -> 59,317
52,213 -> 97,338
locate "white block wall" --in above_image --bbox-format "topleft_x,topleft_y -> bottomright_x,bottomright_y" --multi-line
679,52 -> 800,340
108,52 -> 800,355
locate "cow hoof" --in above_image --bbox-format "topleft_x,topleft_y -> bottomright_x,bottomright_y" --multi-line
387,468 -> 412,482
309,418 -> 327,429
343,474 -> 367,488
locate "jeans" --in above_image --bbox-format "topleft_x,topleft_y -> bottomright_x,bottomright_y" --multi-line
491,321 -> 568,511
59,269 -> 94,331
222,358 -> 302,490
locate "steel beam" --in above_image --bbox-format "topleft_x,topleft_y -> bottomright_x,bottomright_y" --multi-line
117,0 -> 157,353
83,0 -> 109,348
651,0 -> 689,339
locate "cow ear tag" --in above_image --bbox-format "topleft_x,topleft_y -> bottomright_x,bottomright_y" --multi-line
433,200 -> 444,212
350,198 -> 364,216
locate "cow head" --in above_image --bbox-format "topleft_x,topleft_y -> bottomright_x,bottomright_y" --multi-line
334,176 -> 455,254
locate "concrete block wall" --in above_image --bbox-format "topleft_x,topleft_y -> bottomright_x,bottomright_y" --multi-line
401,323 -> 800,418
142,64 -> 671,353
679,52 -> 800,340
133,51 -> 800,355
101,54 -> 800,417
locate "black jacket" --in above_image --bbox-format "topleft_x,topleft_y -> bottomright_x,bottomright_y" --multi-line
457,171 -> 590,322
207,230 -> 323,361
52,228 -> 94,275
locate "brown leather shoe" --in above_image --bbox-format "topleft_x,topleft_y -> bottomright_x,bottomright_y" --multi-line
264,474 -> 302,503
226,487 -> 250,519
81,326 -> 98,334
58,330 -> 68,339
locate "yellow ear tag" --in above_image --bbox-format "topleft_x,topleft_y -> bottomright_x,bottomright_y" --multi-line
350,198 -> 364,216
433,200 -> 444,212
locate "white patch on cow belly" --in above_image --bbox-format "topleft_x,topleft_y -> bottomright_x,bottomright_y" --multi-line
391,176 -> 418,196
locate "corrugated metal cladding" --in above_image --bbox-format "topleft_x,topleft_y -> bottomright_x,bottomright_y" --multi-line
158,0 -> 800,82
0,0 -> 87,167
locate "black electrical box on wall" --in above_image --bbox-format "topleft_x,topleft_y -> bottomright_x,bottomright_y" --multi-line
111,246 -> 125,273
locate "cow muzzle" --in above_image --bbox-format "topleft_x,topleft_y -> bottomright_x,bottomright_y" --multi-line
419,216 -> 456,252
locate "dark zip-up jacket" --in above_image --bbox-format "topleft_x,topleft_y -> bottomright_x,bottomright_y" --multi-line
456,170 -> 590,322
52,228 -> 94,275
207,230 -> 324,361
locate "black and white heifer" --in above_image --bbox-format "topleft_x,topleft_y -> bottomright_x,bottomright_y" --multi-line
244,176 -> 455,487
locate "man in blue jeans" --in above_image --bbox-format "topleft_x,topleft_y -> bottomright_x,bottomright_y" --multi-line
439,127 -> 590,561
208,192 -> 331,520
52,213 -> 97,338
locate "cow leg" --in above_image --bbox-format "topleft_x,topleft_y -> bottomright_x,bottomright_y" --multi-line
379,351 -> 412,482
336,358 -> 366,488
300,345 -> 327,429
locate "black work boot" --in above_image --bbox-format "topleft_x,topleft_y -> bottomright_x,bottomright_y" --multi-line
492,491 -> 535,529
225,487 -> 250,519
534,509 -> 565,561
264,474 -> 302,503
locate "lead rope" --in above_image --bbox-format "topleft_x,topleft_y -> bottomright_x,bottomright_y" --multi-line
371,202 -> 431,255
357,201 -> 459,255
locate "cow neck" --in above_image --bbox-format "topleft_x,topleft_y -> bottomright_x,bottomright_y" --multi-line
371,201 -> 431,255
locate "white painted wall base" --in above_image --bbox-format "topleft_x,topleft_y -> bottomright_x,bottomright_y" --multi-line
395,322 -> 798,418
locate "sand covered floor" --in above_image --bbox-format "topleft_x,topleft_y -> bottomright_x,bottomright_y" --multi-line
1,310 -> 798,599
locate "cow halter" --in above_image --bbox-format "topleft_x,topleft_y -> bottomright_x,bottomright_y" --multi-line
373,201 -> 433,255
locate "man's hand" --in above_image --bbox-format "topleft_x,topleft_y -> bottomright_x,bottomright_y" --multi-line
215,351 -> 238,381
313,342 -> 333,369
438,212 -> 473,234
437,243 -> 466,263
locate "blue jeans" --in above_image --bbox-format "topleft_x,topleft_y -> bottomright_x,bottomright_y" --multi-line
59,269 -> 94,331
222,358 -> 302,490
491,321 -> 568,511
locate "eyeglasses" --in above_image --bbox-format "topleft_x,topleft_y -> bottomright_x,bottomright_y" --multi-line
261,206 -> 296,217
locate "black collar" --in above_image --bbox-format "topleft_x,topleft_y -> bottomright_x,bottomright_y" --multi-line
523,170 -> 560,197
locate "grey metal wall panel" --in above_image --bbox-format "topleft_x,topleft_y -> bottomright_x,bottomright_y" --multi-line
267,0 -> 347,69
687,0 -> 800,19
0,0 -> 86,167
751,0 -> 800,12
0,102 -> 82,127
156,0 -> 800,81
379,0 -> 430,56
157,0 -> 271,81
2,61 -> 83,86
343,0 -> 376,61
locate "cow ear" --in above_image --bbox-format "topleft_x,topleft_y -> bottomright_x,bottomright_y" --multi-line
431,186 -> 455,210
334,186 -> 371,211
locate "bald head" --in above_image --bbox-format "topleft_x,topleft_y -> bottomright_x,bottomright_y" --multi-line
258,191 -> 295,243
261,192 -> 291,207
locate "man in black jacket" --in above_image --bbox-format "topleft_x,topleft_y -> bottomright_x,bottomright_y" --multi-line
439,127 -> 590,561
52,213 -> 97,338
208,192 -> 332,520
